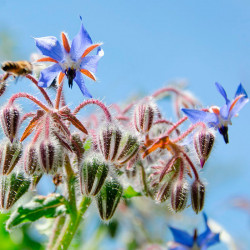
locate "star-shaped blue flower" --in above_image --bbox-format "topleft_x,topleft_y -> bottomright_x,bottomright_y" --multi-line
168,213 -> 220,250
182,83 -> 248,143
34,19 -> 104,98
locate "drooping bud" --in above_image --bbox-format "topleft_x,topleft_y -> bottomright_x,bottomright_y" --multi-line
38,140 -> 56,174
116,134 -> 140,165
96,178 -> 123,221
194,130 -> 215,167
155,181 -> 172,203
80,157 -> 109,196
24,144 -> 40,175
191,179 -> 205,214
171,179 -> 188,212
98,124 -> 122,162
0,172 -> 31,210
1,141 -> 22,175
133,100 -> 156,133
1,104 -> 21,142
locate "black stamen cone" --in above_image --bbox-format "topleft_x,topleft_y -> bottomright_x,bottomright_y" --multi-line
65,68 -> 76,89
218,126 -> 229,144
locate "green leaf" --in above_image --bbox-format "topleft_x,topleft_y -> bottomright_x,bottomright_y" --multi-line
83,139 -> 92,151
6,194 -> 68,231
123,186 -> 142,199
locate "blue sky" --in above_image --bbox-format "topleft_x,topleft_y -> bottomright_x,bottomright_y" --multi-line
1,0 -> 250,248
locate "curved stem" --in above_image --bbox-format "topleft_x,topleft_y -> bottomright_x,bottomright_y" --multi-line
173,122 -> 206,143
9,93 -> 51,112
25,74 -> 53,106
73,99 -> 112,122
19,112 -> 35,126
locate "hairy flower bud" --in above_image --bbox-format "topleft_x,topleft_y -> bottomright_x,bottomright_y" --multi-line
0,172 -> 31,210
24,144 -> 40,175
96,178 -> 123,221
133,100 -> 155,133
194,131 -> 215,167
171,179 -> 188,212
155,181 -> 172,203
80,157 -> 109,196
38,140 -> 57,174
1,141 -> 22,175
98,124 -> 122,161
116,134 -> 140,165
1,104 -> 21,142
191,179 -> 205,214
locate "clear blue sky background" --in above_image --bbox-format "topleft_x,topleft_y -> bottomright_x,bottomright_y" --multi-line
1,0 -> 250,248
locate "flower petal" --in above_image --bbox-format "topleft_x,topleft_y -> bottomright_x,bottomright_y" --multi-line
70,23 -> 93,61
219,104 -> 230,120
169,227 -> 194,247
38,63 -> 62,88
229,97 -> 249,118
182,109 -> 219,127
235,83 -> 248,99
74,71 -> 92,98
215,82 -> 230,104
80,54 -> 102,74
197,214 -> 220,248
35,36 -> 64,62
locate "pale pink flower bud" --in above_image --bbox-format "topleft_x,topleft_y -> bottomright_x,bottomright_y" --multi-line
133,100 -> 156,133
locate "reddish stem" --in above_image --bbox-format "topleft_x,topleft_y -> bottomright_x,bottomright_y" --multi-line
25,75 -> 53,107
55,81 -> 64,110
165,116 -> 188,136
180,150 -> 199,180
9,93 -> 51,112
73,99 -> 112,122
19,112 -> 35,126
173,122 -> 206,143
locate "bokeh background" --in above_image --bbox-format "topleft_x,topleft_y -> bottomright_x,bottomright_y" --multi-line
0,0 -> 250,249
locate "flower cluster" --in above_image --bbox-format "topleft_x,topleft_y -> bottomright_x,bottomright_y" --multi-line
0,19 -> 247,249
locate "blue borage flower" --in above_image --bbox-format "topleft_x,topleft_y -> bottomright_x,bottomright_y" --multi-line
182,83 -> 248,143
34,19 -> 103,98
168,213 -> 220,250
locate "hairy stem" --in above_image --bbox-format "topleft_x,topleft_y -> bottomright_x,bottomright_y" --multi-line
25,74 -> 53,106
73,99 -> 112,122
54,197 -> 92,250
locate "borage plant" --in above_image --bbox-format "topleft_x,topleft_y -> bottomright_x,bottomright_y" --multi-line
0,19 -> 248,250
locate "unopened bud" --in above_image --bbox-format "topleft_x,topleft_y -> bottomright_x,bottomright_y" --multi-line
96,178 -> 123,221
133,100 -> 155,133
191,179 -> 205,214
80,157 -> 109,196
38,140 -> 56,174
98,124 -> 122,162
0,82 -> 6,96
194,131 -> 215,167
1,105 -> 21,142
155,181 -> 172,203
171,180 -> 188,212
1,141 -> 22,175
24,144 -> 40,175
0,172 -> 31,210
116,134 -> 140,165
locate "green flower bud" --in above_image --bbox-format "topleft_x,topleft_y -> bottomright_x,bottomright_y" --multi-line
96,178 -> 123,221
0,172 -> 31,210
80,157 -> 109,196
